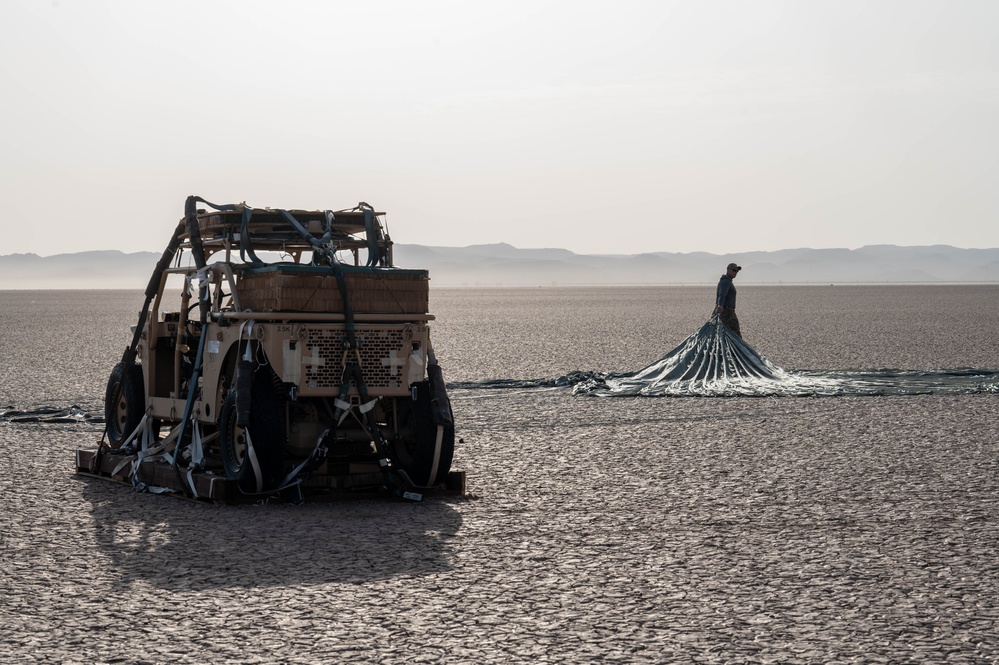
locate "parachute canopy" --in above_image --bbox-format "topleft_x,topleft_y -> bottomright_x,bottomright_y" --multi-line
571,316 -> 999,397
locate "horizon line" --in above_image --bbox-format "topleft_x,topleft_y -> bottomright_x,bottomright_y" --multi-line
3,280 -> 999,292
4,241 -> 999,260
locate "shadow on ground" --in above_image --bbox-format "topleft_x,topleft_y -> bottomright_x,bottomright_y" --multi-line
78,476 -> 464,591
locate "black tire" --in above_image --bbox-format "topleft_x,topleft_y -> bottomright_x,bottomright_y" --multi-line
104,362 -> 145,448
219,368 -> 286,493
393,381 -> 455,487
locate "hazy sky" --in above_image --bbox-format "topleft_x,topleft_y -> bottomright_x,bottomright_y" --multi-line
2,0 -> 997,257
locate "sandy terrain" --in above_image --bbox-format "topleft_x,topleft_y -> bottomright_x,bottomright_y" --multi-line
2,285 -> 998,663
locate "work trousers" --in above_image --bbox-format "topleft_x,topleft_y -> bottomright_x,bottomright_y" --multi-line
719,309 -> 741,338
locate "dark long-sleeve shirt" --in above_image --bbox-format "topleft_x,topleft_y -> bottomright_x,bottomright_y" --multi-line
716,274 -> 736,310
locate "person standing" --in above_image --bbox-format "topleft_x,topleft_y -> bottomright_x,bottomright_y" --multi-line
715,262 -> 742,337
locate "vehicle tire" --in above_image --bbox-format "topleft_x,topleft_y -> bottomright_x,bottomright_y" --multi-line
393,381 -> 455,487
219,367 -> 286,493
104,362 -> 145,448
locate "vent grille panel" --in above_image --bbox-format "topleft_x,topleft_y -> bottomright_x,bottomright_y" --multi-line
302,326 -> 421,394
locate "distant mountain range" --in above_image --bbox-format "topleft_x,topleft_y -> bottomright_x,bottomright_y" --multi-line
1,244 -> 997,289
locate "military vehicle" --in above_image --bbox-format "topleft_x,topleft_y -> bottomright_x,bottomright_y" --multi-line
87,195 -> 456,503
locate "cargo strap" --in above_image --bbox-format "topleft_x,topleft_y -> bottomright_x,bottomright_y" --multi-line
239,206 -> 265,266
171,200 -> 217,486
333,365 -> 421,501
279,209 -> 336,251
183,417 -> 208,497
234,320 -> 266,495
111,414 -> 177,494
110,412 -> 221,498
240,428 -> 265,495
171,319 -> 208,482
270,428 -> 331,497
360,202 -> 382,266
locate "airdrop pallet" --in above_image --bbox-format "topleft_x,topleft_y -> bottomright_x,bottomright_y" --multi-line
74,449 -> 466,505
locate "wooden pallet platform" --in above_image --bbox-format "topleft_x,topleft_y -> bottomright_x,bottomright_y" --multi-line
75,449 -> 466,504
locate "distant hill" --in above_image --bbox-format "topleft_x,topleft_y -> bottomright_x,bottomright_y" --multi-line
0,250 -> 162,289
392,243 -> 999,286
1,244 -> 997,289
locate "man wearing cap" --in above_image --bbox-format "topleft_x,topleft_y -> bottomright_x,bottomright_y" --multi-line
715,262 -> 742,337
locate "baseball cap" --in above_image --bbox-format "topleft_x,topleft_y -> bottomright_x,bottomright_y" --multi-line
727,263 -> 742,271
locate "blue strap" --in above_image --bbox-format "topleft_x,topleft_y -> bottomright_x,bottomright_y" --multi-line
239,207 -> 265,266
360,202 -> 381,266
278,209 -> 332,250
